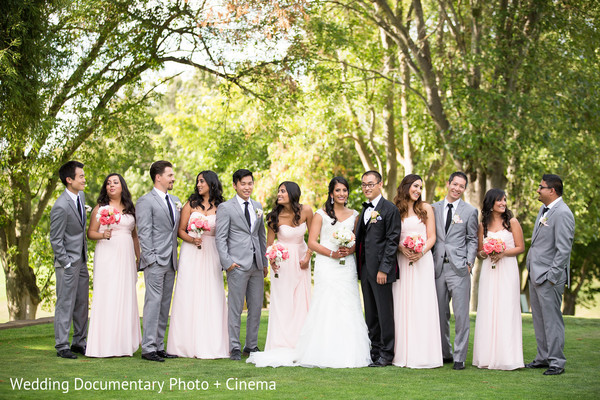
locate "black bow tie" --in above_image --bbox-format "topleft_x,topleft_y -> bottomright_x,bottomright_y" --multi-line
542,206 -> 550,215
363,202 -> 374,208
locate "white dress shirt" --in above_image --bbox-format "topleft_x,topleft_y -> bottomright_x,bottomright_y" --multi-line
443,198 -> 461,227
236,195 -> 256,228
363,194 -> 382,225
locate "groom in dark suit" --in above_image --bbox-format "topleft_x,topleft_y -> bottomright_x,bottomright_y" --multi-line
136,160 -> 181,362
50,161 -> 89,359
355,171 -> 401,367
525,174 -> 574,376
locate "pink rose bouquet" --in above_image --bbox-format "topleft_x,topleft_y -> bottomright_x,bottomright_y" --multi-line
96,205 -> 121,240
402,234 -> 425,266
482,237 -> 506,269
265,242 -> 289,278
187,213 -> 211,249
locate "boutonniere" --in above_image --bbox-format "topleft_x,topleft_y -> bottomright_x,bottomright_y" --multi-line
175,201 -> 183,212
85,205 -> 92,213
370,211 -> 381,224
540,216 -> 549,226
452,214 -> 463,224
256,208 -> 263,219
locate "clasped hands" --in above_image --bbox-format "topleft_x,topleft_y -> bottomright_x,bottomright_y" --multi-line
399,244 -> 423,263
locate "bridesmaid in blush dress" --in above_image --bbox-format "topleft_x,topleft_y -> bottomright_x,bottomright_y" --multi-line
473,189 -> 525,370
86,173 -> 141,357
392,174 -> 442,368
264,181 -> 313,350
167,170 -> 229,358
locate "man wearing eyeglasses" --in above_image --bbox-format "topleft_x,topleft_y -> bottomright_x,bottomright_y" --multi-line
525,174 -> 574,376
355,170 -> 402,367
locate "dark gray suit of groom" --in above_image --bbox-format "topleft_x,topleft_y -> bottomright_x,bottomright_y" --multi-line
216,196 -> 267,354
136,188 -> 180,355
526,198 -> 574,369
50,189 -> 89,351
432,199 -> 478,363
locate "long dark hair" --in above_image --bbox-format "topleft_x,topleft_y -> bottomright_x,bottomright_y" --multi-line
481,188 -> 513,237
393,174 -> 428,222
188,170 -> 224,211
266,181 -> 302,233
97,173 -> 135,216
325,177 -> 349,225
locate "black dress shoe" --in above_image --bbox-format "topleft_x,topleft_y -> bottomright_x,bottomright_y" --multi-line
443,357 -> 454,364
70,345 -> 86,355
369,357 -> 392,367
57,349 -> 77,359
142,352 -> 165,362
453,361 -> 465,370
242,346 -> 260,356
543,367 -> 565,375
371,353 -> 379,363
525,361 -> 549,369
230,349 -> 242,360
157,350 -> 178,359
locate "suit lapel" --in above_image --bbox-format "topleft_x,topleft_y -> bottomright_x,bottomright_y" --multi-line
151,190 -> 173,226
232,197 -> 251,233
446,200 -> 465,236
434,202 -> 445,240
366,197 -> 384,232
64,191 -> 83,227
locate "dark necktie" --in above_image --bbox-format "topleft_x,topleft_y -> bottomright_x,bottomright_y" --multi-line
445,203 -> 453,233
362,202 -> 374,209
542,206 -> 550,216
165,194 -> 174,225
77,198 -> 83,224
244,201 -> 251,228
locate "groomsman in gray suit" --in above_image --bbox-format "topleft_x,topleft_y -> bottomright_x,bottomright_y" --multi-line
50,161 -> 89,359
216,169 -> 268,360
432,172 -> 479,370
136,160 -> 181,362
525,174 -> 574,375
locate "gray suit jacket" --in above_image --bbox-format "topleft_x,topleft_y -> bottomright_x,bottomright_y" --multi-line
50,190 -> 87,268
432,200 -> 479,278
136,190 -> 180,270
526,199 -> 575,286
215,197 -> 267,271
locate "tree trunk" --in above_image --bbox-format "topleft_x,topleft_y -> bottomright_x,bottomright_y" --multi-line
562,290 -> 576,316
3,242 -> 41,320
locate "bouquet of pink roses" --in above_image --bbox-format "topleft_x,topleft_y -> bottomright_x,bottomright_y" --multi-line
402,233 -> 425,266
265,242 -> 289,278
96,205 -> 121,240
482,237 -> 506,269
187,213 -> 211,249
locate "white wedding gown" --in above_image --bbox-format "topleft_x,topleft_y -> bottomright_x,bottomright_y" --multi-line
248,209 -> 371,368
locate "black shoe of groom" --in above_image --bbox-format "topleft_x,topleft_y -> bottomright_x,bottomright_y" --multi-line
70,345 -> 86,355
453,362 -> 465,370
242,346 -> 260,357
525,360 -> 549,369
157,350 -> 178,359
369,357 -> 392,367
142,352 -> 165,362
57,349 -> 77,359
543,367 -> 565,376
230,349 -> 242,361
371,353 -> 379,363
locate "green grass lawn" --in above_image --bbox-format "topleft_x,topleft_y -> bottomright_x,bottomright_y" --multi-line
0,314 -> 599,399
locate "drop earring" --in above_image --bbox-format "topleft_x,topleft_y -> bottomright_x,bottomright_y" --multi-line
331,197 -> 334,205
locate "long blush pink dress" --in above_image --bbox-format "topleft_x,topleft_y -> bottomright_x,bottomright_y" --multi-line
86,214 -> 141,357
472,229 -> 524,370
167,213 -> 229,358
392,216 -> 443,368
264,222 -> 312,350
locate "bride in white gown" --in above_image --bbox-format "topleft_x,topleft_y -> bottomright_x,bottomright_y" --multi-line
248,177 -> 371,368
